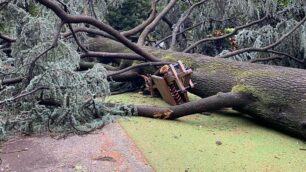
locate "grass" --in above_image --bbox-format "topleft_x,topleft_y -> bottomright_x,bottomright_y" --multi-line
107,93 -> 306,172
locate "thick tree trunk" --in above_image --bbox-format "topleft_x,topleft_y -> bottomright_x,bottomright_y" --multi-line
89,38 -> 306,139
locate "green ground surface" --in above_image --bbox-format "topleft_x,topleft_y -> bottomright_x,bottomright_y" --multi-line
107,93 -> 306,172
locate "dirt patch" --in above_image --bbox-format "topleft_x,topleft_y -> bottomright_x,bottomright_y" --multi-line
0,123 -> 153,172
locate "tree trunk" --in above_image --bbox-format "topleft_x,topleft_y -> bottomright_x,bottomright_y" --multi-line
89,37 -> 306,139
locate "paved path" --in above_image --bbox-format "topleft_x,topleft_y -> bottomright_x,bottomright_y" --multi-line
0,123 -> 153,172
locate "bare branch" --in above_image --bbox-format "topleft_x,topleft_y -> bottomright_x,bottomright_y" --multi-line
0,86 -> 47,106
184,15 -> 270,53
136,92 -> 251,119
107,62 -> 171,77
138,0 -> 177,46
250,50 -> 304,63
67,23 -> 88,52
62,27 -> 114,40
80,51 -> 146,61
155,18 -> 231,47
37,0 -> 160,62
250,56 -> 283,63
1,77 -> 24,85
88,0 -> 98,19
170,0 -> 208,50
0,33 -> 16,43
63,0 -> 158,39
121,0 -> 158,37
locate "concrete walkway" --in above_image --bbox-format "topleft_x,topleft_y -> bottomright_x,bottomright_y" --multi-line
0,123 -> 153,172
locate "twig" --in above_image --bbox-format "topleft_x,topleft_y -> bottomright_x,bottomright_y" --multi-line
0,86 -> 48,105
88,0 -> 98,19
27,22 -> 64,82
67,23 -> 88,52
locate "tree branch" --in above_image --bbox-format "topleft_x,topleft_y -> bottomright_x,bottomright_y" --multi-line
170,0 -> 208,50
249,50 -> 305,63
62,27 -> 115,40
27,21 -> 64,83
138,0 -> 177,46
67,23 -> 88,52
107,62 -> 171,77
184,15 -> 270,53
0,86 -> 47,106
218,16 -> 306,59
63,0 -> 158,40
80,51 -> 146,61
121,0 -> 158,37
37,0 -> 160,62
155,18 -> 231,47
0,33 -> 16,43
62,8 -> 161,39
1,77 -> 24,85
136,92 -> 251,119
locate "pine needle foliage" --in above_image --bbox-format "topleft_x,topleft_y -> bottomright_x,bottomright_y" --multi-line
0,0 -> 134,140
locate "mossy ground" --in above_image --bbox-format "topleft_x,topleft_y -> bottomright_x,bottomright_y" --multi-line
107,93 -> 306,172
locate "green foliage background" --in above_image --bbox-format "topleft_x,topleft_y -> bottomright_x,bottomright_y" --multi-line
105,0 -> 151,31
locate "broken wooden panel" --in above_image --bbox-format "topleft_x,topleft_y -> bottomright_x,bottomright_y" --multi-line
149,61 -> 195,106
151,75 -> 177,105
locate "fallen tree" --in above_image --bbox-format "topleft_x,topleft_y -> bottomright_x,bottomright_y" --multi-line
89,37 -> 306,139
1,0 -> 306,140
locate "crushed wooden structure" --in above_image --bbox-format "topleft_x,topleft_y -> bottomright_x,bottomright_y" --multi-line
147,61 -> 194,105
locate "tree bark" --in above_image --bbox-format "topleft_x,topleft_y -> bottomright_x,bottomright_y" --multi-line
136,92 -> 251,119
89,37 -> 306,139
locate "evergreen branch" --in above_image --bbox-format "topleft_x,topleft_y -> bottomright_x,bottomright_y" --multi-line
218,16 -> 306,59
